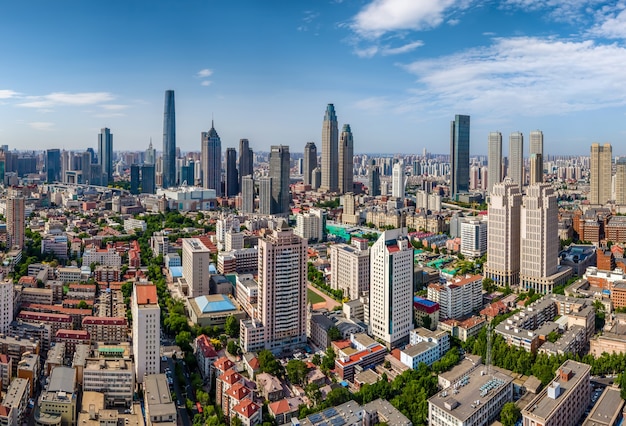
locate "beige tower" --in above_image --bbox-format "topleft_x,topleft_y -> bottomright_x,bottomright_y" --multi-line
484,180 -> 523,287
6,192 -> 25,249
508,132 -> 524,188
590,143 -> 612,205
616,158 -> 626,205
338,124 -> 354,194
529,153 -> 543,185
320,104 -> 338,192
487,132 -> 502,194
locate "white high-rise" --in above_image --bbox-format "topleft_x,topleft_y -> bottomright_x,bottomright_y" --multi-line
370,229 -> 413,348
0,280 -> 14,333
460,218 -> 488,259
392,161 -> 405,199
487,132 -> 502,194
295,208 -> 326,243
182,238 -> 212,297
508,132 -> 524,188
330,240 -> 370,300
132,283 -> 160,383
484,180 -> 523,287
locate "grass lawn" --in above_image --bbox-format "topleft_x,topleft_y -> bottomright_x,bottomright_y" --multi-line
307,288 -> 325,305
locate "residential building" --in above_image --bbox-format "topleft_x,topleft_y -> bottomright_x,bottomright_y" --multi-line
615,158 -> 626,205
194,334 -> 218,385
0,280 -> 14,333
392,161 -> 405,199
400,327 -> 450,369
82,349 -> 135,407
295,209 -> 326,243
450,114 -> 470,198
320,104 -> 338,193
241,175 -> 255,214
182,238 -> 212,297
334,334 -> 387,382
0,378 -> 29,426
460,217 -> 487,259
413,296 -> 440,330
590,143 -> 612,205
6,195 -> 25,249
329,241 -> 370,300
131,284 -> 160,383
427,274 -> 483,320
82,317 -> 128,344
82,248 -> 122,268
36,366 -> 77,426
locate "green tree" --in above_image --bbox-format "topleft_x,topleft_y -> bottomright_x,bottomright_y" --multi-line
175,331 -> 193,352
321,347 -> 336,372
227,340 -> 239,356
225,315 -> 240,338
286,359 -> 309,385
500,402 -> 521,426
311,354 -> 321,366
327,326 -> 342,342
258,350 -> 284,377
77,300 -> 89,309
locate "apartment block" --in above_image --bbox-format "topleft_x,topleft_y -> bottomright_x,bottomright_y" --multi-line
427,274 -> 483,320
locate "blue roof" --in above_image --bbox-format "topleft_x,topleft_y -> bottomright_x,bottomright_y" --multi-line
194,294 -> 236,314
209,264 -> 217,274
170,266 -> 183,278
414,296 -> 437,307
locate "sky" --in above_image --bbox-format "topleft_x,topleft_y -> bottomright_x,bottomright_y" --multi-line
1,0 -> 626,157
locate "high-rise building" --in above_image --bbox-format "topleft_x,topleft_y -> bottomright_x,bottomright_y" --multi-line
45,149 -> 61,183
130,164 -> 140,195
392,161 -> 405,199
530,130 -> 543,183
330,240 -> 369,300
450,114 -> 470,198
339,125 -> 354,194
520,184 -> 563,293
369,160 -> 381,197
181,160 -> 195,186
238,139 -> 253,190
145,139 -> 156,165
303,142 -> 317,186
370,229 -> 413,348
294,208 -> 326,242
241,175 -> 255,214
484,180 -> 523,287
590,143 -> 612,205
320,104 -> 338,192
162,90 -> 177,189
132,283 -> 160,383
225,148 -> 238,197
81,151 -> 92,185
487,132 -> 502,194
616,158 -> 626,205
98,128 -> 113,185
6,193 -> 24,249
269,145 -> 290,215
240,222 -> 307,353
258,177 -> 272,215
201,122 -> 222,196
529,153 -> 543,185
460,218 -> 488,259
182,238 -> 212,297
508,132 -> 524,188
141,164 -> 156,194
0,280 -> 14,333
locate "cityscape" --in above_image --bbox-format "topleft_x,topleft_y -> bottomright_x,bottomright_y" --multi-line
3,2 -> 626,426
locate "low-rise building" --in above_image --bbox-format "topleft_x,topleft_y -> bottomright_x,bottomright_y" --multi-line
400,327 -> 451,369
144,374 -> 176,426
0,378 -> 29,426
82,353 -> 134,407
16,352 -> 39,397
413,296 -> 440,330
194,334 -> 218,386
35,366 -> 78,426
20,287 -> 54,305
582,386 -> 624,426
187,294 -> 245,328
334,334 -> 387,382
256,373 -> 284,402
55,330 -> 90,356
81,317 -> 128,344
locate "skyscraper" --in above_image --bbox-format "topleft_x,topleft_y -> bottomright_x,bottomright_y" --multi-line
238,139 -> 253,190
81,151 -> 91,185
338,124 -> 354,194
225,148 -> 238,197
369,159 -> 381,197
370,229 -> 413,349
141,164 -> 156,194
241,175 -> 255,214
98,128 -> 113,185
529,153 -> 543,185
162,90 -> 176,189
484,180 -> 523,287
392,161 -> 405,199
130,164 -> 140,194
258,177 -> 272,215
590,143 -> 612,205
530,130 -> 543,183
508,131 -> 524,188
201,122 -> 222,196
6,192 -> 25,249
132,283 -> 160,383
269,145 -> 290,215
45,149 -> 61,183
616,158 -> 626,205
320,104 -> 338,192
145,139 -> 156,165
303,142 -> 317,186
181,160 -> 195,186
487,132 -> 502,194
450,114 -> 470,198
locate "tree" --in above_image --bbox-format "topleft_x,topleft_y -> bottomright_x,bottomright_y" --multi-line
258,350 -> 284,377
175,331 -> 193,352
77,300 -> 89,309
311,354 -> 321,366
327,326 -> 341,342
227,340 -> 239,356
286,359 -> 309,385
321,347 -> 336,371
500,402 -> 521,426
482,277 -> 496,293
225,315 -> 240,338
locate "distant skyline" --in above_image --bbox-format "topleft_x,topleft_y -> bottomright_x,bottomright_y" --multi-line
1,0 -> 626,156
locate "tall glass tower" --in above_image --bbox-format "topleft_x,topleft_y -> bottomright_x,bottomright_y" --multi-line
487,132 -> 502,194
162,90 -> 176,188
339,125 -> 354,194
450,114 -> 470,198
225,147 -> 238,197
303,142 -> 317,186
201,121 -> 222,196
98,128 -> 113,185
320,104 -> 338,193
238,139 -> 253,190
269,145 -> 291,215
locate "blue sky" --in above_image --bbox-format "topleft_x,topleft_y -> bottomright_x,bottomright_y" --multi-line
1,0 -> 626,156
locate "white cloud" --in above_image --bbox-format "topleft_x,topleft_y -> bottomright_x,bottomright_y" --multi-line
354,96 -> 394,112
501,0 -> 606,23
100,104 -> 129,111
351,0 -> 461,38
28,122 -> 54,131
591,7 -> 626,38
447,18 -> 460,26
18,92 -> 115,108
0,90 -> 20,99
356,40 -> 424,58
201,81 -> 212,86
196,69 -> 213,78
400,37 -> 626,116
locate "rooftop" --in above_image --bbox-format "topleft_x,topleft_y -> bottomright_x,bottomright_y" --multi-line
582,386 -> 625,426
135,284 -> 158,306
192,294 -> 237,314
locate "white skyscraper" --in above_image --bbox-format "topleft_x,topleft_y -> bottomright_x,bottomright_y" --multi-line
370,229 -> 413,348
460,218 -> 488,259
182,238 -> 212,297
487,132 -> 502,194
330,239 -> 370,300
392,161 -> 405,199
132,283 -> 160,383
509,132 -> 524,188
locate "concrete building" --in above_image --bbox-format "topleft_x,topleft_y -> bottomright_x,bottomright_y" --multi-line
144,374 -> 176,426
329,241 -> 369,300
582,386 -> 624,426
269,145 -> 291,215
487,131 -> 502,194
392,161 -> 405,199
131,283 -> 160,383
295,209 -> 326,243
35,366 -> 77,426
320,104 -> 339,193
400,327 -> 450,369
509,131 -> 524,188
427,274 -> 483,320
0,280 -> 14,334
460,217 -> 487,259
296,399 -> 411,426
370,229 -> 413,348
339,124 -> 354,194
0,378 -> 29,426
522,360 -> 591,426
303,142 -> 317,187
82,348 -> 135,407
182,238 -> 212,297
590,143 -> 612,205
450,114 -> 470,198
82,248 -> 122,268
187,294 -> 245,328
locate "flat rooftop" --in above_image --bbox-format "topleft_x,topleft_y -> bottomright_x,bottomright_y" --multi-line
582,387 -> 625,426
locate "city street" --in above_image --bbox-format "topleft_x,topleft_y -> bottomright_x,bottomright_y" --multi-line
164,357 -> 192,426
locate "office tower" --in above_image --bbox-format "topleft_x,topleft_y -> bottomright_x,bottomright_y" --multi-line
529,153 -> 543,185
370,229 -> 413,348
269,145 -> 290,215
182,238 -> 212,297
450,114 -> 470,198
303,142 -> 317,186
615,158 -> 626,205
225,148 -> 238,197
45,149 -> 61,183
145,139 -> 156,165
590,143 -> 612,205
0,281 -> 13,333
141,164 -> 156,194
508,131 -> 524,188
520,184 -> 560,293
238,139 -> 253,190
460,218 -> 488,259
162,90 -> 176,188
487,132 -> 502,194
241,175 -> 255,214
6,194 -> 25,249
320,104 -> 338,192
259,177 -> 272,215
98,128 -> 113,184
484,180 -> 523,287
130,164 -> 140,195
132,283 -> 160,383
392,161 -> 405,198
201,122 -> 222,196
240,222 -> 307,353
338,124 -> 353,194
530,130 -> 543,183
330,241 -> 370,300
181,160 -> 195,186
369,160 -> 381,196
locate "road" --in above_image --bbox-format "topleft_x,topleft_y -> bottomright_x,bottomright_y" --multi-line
165,357 -> 192,426
307,283 -> 341,310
